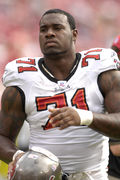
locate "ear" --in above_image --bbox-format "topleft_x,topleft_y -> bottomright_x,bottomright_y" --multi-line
72,29 -> 78,42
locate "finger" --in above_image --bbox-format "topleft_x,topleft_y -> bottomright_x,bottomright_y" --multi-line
49,110 -> 67,124
8,161 -> 14,173
49,108 -> 59,112
59,120 -> 74,130
52,115 -> 72,128
8,161 -> 16,180
49,107 -> 67,116
8,153 -> 24,180
48,108 -> 60,118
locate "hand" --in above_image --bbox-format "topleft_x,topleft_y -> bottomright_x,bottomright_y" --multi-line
8,152 -> 25,180
49,107 -> 80,130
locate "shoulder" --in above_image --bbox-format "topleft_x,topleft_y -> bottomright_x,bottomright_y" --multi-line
79,48 -> 120,72
2,57 -> 41,87
80,47 -> 117,60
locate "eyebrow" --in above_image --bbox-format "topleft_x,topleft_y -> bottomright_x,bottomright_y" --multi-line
40,23 -> 64,29
40,23 -> 63,26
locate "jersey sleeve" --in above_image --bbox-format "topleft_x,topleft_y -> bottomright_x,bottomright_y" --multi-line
2,59 -> 24,87
89,48 -> 120,74
98,48 -> 120,73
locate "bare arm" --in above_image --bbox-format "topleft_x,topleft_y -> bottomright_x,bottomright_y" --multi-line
0,87 -> 26,163
89,70 -> 120,138
49,70 -> 120,139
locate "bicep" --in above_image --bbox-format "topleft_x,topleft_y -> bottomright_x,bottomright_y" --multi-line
98,70 -> 120,113
0,87 -> 26,141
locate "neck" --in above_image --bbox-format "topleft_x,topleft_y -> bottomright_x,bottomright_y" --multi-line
43,52 -> 76,80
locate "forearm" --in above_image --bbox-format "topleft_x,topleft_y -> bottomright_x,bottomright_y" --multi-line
0,135 -> 18,163
49,107 -> 120,139
89,112 -> 120,139
0,87 -> 26,163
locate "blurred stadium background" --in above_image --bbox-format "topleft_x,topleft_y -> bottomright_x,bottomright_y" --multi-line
0,0 -> 120,179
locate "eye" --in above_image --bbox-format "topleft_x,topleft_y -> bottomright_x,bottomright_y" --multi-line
54,25 -> 63,31
55,27 -> 61,30
40,28 -> 46,32
40,26 -> 47,32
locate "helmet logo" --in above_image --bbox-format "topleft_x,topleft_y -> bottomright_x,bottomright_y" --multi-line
49,175 -> 55,180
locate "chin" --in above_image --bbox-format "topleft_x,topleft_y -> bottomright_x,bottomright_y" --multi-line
44,50 -> 67,57
44,52 -> 60,56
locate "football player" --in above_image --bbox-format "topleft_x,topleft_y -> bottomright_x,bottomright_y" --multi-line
1,9 -> 120,180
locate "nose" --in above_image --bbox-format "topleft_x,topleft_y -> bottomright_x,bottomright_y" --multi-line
45,28 -> 55,38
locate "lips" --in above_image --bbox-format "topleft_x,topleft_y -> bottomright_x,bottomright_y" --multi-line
45,40 -> 57,46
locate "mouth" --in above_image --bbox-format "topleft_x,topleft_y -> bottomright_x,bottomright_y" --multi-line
45,40 -> 57,47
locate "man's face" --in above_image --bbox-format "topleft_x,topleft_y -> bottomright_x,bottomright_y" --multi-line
39,13 -> 77,57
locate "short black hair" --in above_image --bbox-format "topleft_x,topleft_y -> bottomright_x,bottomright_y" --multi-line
41,9 -> 76,30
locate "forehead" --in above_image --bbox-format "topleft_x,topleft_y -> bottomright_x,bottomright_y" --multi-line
40,13 -> 69,27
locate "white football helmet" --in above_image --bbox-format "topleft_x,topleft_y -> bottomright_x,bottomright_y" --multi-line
11,147 -> 62,180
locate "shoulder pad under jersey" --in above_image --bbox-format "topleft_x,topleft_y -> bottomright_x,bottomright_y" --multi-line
80,48 -> 120,73
2,57 -> 40,87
